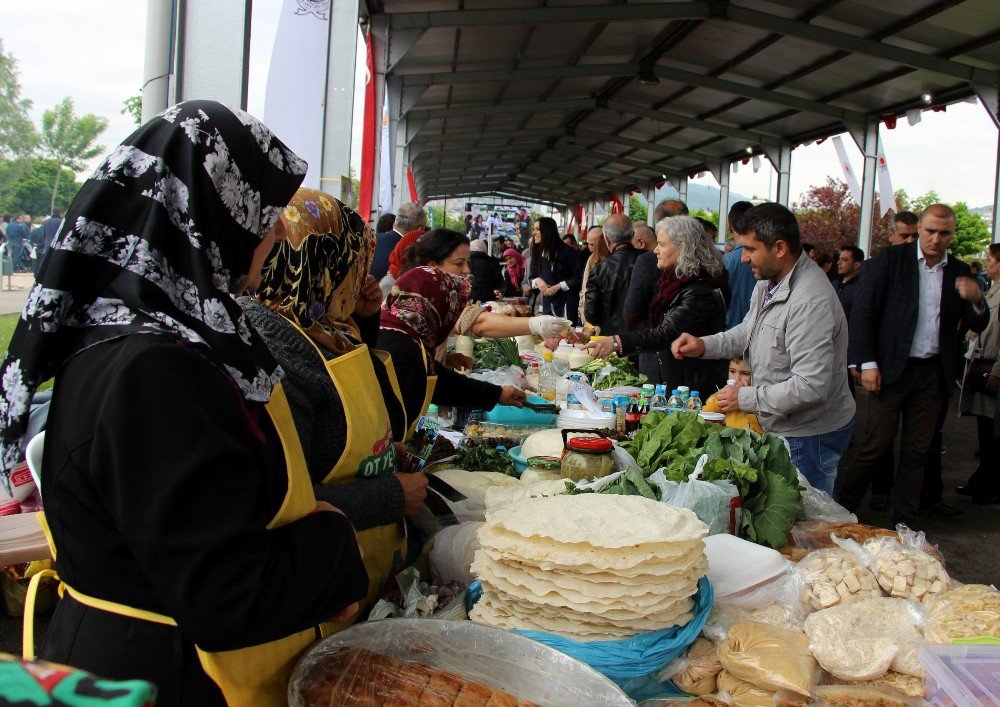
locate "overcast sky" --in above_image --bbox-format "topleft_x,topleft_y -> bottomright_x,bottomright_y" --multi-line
2,1 -> 997,209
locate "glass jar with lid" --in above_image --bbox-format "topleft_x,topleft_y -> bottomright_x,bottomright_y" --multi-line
559,430 -> 616,482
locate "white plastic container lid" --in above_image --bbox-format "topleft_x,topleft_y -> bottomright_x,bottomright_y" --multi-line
703,533 -> 788,598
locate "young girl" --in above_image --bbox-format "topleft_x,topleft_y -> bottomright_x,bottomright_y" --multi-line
702,357 -> 764,434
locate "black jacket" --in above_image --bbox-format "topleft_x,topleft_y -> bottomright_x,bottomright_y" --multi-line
468,251 -> 504,302
370,229 -> 403,281
835,274 -> 861,328
623,251 -> 659,329
584,245 -> 643,336
375,330 -> 503,440
529,242 -> 585,320
618,279 -> 728,394
849,241 -> 989,387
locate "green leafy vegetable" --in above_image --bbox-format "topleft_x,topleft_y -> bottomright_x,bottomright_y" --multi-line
454,445 -> 516,475
566,467 -> 660,500
625,411 -> 801,548
473,338 -> 521,369
577,355 -> 648,390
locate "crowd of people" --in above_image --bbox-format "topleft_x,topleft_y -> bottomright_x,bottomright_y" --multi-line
373,191 -> 997,524
1,210 -> 63,274
0,99 -> 994,704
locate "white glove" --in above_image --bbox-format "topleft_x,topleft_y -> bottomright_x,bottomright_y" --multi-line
529,315 -> 571,339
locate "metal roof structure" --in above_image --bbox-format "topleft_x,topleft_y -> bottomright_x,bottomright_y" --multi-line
366,0 -> 1000,247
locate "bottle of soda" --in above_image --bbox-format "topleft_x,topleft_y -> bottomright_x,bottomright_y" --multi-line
625,395 -> 641,433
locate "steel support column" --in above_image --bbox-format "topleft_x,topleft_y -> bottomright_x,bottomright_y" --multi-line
973,83 -> 1000,243
677,177 -> 688,207
767,142 -> 793,207
851,120 -> 879,255
173,0 -> 250,108
646,186 -> 655,226
142,0 -> 176,122
717,160 -> 732,244
320,0 -> 359,194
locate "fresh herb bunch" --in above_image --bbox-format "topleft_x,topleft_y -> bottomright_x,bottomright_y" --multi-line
577,355 -> 648,390
566,467 -> 660,500
622,411 -> 802,549
472,337 -> 521,369
455,445 -> 516,475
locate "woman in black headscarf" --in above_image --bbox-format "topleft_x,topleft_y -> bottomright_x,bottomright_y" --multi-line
0,101 -> 367,706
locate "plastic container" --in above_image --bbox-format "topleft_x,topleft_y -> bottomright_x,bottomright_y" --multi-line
463,420 -> 549,445
703,533 -> 788,598
508,445 -> 529,475
667,390 -> 684,411
920,644 -> 1000,706
686,392 -> 703,413
485,395 -> 557,426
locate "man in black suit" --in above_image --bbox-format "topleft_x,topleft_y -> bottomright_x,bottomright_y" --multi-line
840,204 -> 988,526
370,202 -> 425,281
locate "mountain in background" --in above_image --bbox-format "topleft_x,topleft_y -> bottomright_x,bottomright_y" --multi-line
655,182 -> 753,212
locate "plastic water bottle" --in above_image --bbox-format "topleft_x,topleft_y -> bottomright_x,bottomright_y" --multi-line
539,351 -> 558,402
667,389 -> 685,411
649,384 -> 669,413
686,391 -> 703,412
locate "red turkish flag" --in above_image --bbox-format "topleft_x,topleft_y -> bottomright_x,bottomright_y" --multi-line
357,31 -> 376,221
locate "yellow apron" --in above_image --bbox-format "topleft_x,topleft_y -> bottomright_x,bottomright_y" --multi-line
276,317 -> 408,633
24,386 -> 324,707
401,342 -> 438,442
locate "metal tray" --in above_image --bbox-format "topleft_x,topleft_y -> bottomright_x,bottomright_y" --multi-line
288,618 -> 634,706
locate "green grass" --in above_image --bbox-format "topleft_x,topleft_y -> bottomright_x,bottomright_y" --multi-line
0,312 -> 53,392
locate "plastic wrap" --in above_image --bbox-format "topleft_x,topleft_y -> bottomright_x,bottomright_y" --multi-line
368,567 -> 467,621
702,600 -> 803,644
802,597 -> 927,682
470,365 -> 527,388
716,620 -> 816,697
715,573 -> 794,611
781,521 -> 899,562
833,526 -> 950,603
428,522 -> 483,586
796,474 -> 857,524
924,583 -> 1000,642
805,684 -> 922,705
664,637 -> 722,696
653,455 -> 739,536
715,669 -> 776,707
287,618 -> 632,707
791,547 -> 883,613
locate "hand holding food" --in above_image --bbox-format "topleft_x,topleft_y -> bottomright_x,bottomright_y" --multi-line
528,315 -> 572,339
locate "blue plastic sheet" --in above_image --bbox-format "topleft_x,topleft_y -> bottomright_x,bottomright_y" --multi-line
468,577 -> 714,701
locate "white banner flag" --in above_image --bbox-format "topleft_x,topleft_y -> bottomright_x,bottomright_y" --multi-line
832,136 -> 862,204
876,138 -> 898,217
264,0 -> 329,190
378,84 -> 394,213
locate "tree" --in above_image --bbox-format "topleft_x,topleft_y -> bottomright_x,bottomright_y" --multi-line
38,98 -> 108,214
950,202 -> 991,258
0,158 -> 81,215
121,94 -> 142,126
629,195 -> 648,224
0,39 -> 36,161
690,208 -> 719,226
792,178 -> 894,257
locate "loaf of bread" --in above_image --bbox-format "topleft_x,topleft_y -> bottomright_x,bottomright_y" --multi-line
297,647 -> 540,706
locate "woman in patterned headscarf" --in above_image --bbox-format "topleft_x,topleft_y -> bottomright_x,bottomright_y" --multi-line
378,265 -> 526,440
241,188 -> 427,618
1,102 -> 366,706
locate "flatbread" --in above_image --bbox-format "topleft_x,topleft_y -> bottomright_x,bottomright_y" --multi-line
486,494 -> 708,547
474,592 -> 696,632
470,596 -> 694,638
477,525 -> 704,570
489,551 -> 708,586
473,552 -> 705,603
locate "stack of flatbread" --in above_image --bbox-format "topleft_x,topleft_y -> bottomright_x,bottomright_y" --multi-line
469,494 -> 709,641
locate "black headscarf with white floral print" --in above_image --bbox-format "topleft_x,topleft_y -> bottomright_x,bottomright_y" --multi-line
0,100 -> 306,493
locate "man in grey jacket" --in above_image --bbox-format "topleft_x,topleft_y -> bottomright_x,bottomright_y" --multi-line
671,203 -> 855,494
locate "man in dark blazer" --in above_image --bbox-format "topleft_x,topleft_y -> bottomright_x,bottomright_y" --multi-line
840,204 -> 988,526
